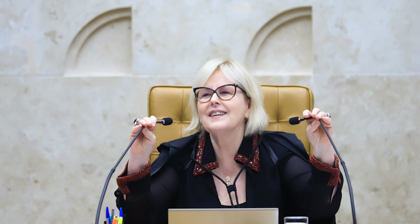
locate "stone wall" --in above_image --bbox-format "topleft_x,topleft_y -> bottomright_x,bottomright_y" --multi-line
1,0 -> 419,223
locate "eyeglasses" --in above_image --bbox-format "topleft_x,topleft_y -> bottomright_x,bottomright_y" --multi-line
193,84 -> 248,103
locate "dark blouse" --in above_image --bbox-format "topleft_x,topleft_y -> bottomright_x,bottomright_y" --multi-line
115,131 -> 343,224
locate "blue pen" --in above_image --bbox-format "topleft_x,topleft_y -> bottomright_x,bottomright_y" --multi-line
118,207 -> 123,224
106,206 -> 111,224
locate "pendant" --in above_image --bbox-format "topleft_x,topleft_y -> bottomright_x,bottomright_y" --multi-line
225,176 -> 231,186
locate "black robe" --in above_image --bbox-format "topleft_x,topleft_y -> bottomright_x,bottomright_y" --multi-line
115,131 -> 343,224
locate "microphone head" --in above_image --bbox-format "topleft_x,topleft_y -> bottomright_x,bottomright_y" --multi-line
161,117 -> 173,125
289,117 -> 301,125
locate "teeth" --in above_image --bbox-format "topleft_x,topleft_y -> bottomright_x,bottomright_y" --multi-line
210,112 -> 226,117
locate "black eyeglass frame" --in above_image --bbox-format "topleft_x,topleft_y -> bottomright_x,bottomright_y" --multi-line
193,83 -> 249,103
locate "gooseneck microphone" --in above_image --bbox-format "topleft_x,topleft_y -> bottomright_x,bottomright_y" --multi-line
157,117 -> 173,125
288,116 -> 313,125
95,118 -> 173,224
289,116 -> 357,224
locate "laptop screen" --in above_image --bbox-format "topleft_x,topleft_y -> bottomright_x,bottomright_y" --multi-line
168,208 -> 278,224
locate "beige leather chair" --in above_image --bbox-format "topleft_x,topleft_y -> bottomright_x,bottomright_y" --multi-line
148,85 -> 314,162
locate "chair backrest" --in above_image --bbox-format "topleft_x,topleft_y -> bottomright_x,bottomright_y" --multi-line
148,85 -> 314,162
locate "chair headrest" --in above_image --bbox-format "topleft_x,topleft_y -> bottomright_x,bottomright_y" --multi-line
148,85 -> 314,162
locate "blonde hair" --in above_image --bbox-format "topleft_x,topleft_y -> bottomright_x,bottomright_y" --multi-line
185,58 -> 268,136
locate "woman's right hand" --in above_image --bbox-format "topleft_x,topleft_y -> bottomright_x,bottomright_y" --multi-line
127,116 -> 157,175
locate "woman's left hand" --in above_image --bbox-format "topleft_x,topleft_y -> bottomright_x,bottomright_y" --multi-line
303,108 -> 335,166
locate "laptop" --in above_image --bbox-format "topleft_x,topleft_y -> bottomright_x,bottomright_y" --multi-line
168,208 -> 278,224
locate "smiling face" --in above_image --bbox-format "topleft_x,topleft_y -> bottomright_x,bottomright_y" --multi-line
197,69 -> 250,136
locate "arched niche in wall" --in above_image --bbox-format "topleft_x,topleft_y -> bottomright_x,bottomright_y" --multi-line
64,8 -> 132,77
246,7 -> 312,76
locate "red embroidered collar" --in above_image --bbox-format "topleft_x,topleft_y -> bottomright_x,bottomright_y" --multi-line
192,133 -> 260,176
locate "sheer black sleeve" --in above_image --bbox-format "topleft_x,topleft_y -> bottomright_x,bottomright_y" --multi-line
280,154 -> 343,224
115,161 -> 185,224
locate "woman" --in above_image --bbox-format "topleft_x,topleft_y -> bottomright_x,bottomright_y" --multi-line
115,58 -> 342,224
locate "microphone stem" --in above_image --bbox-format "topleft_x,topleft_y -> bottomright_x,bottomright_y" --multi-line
319,120 -> 357,224
95,126 -> 144,224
